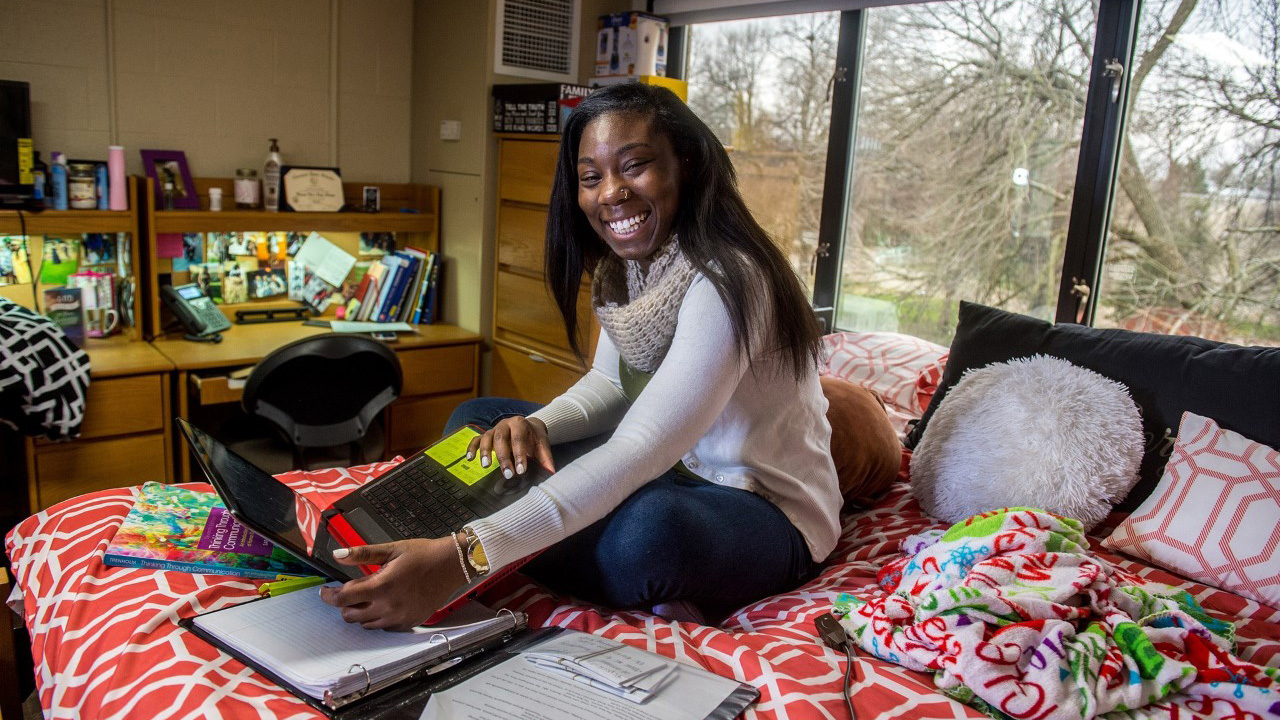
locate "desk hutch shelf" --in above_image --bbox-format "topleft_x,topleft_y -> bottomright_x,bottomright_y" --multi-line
0,177 -> 175,512
140,178 -> 479,483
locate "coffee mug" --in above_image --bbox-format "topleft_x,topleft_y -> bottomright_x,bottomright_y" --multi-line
85,307 -> 119,338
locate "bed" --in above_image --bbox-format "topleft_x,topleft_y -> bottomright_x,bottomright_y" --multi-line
6,318 -> 1279,720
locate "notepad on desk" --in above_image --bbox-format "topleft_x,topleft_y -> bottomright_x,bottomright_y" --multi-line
183,585 -> 525,714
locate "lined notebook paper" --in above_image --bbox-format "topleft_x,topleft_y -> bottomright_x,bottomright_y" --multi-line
190,585 -> 518,702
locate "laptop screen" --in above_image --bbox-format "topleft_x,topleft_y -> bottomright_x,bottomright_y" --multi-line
177,418 -> 345,579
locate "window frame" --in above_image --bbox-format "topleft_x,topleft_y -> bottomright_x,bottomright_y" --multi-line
662,0 -> 1143,331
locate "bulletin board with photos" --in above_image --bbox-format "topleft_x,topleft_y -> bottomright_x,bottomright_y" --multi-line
0,175 -> 146,343
141,177 -> 441,339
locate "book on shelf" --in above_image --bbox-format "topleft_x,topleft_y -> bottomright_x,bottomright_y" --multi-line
412,252 -> 441,324
392,247 -> 429,322
42,287 -> 85,347
182,587 -> 528,715
378,250 -> 420,322
370,253 -> 405,322
104,482 -> 317,579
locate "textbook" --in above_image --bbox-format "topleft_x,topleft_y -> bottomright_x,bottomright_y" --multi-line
183,588 -> 527,716
104,482 -> 316,579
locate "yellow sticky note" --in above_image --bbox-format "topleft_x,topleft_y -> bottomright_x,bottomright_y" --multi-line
448,455 -> 496,486
425,426 -> 496,486
426,426 -> 479,465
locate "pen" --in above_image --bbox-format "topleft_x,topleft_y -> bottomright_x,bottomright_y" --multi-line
259,576 -> 325,596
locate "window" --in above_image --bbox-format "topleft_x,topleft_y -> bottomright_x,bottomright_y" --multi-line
685,13 -> 840,294
1096,0 -> 1279,346
669,0 -> 1278,347
843,2 -> 1093,343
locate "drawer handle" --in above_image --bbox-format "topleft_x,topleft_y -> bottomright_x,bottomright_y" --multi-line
527,353 -> 548,364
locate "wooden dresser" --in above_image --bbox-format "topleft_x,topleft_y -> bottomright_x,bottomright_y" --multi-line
492,134 -> 597,403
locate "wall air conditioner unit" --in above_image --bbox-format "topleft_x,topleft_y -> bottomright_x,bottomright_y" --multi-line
495,0 -> 580,82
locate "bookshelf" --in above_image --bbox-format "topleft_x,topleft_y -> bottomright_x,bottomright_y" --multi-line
141,177 -> 441,339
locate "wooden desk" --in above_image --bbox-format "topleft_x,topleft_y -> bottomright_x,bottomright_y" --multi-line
150,322 -> 482,482
23,337 -> 175,512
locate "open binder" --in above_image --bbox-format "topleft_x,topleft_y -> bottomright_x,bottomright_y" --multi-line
180,588 -> 527,719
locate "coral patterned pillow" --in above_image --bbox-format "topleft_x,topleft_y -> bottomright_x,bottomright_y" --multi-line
821,331 -> 948,426
1103,412 -> 1280,609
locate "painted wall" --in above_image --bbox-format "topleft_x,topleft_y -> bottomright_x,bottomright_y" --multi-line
411,0 -> 621,352
1,0 -> 413,185
4,0 -> 628,354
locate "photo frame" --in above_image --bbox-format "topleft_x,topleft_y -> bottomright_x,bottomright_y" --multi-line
140,149 -> 198,210
280,165 -> 344,212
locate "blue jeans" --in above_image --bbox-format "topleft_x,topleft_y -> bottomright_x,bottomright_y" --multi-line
445,397 -> 819,615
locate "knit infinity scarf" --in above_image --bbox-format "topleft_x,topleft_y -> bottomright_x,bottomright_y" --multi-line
592,238 -> 698,373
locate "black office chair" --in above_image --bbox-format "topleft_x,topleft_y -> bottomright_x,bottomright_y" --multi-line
229,334 -> 403,474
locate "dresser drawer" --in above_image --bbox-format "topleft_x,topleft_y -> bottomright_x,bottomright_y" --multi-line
398,344 -> 478,398
388,390 -> 475,455
490,343 -> 586,405
497,203 -> 548,274
78,374 -> 166,439
33,434 -> 169,509
498,139 -> 558,205
495,271 -> 597,352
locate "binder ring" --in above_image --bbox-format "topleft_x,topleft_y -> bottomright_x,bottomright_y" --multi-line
429,633 -> 454,654
348,663 -> 371,695
498,608 -> 517,623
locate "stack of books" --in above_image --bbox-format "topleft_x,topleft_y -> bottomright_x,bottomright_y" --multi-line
346,247 -> 442,324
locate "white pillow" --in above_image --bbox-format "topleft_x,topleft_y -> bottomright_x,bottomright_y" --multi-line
1103,412 -> 1280,608
909,354 -> 1143,531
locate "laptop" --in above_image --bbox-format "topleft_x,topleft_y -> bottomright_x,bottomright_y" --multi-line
175,417 -> 550,624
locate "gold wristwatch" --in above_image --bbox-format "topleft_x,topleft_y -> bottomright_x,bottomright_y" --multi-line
462,527 -> 489,576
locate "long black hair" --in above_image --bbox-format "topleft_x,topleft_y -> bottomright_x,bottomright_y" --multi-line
545,83 -> 822,380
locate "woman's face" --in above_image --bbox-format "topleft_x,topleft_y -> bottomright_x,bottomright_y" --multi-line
576,112 -> 682,267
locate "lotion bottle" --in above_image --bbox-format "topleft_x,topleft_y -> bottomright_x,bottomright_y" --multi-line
263,138 -> 282,212
50,152 -> 69,210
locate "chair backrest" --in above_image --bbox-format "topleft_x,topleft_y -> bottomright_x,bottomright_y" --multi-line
241,334 -> 403,449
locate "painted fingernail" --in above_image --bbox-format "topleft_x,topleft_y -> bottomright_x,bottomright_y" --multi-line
516,462 -> 525,475
333,547 -> 350,559
503,468 -> 514,480
466,451 -> 474,460
481,455 -> 490,468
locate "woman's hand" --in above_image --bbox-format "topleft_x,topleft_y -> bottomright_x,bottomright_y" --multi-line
468,416 -> 555,478
319,537 -> 465,631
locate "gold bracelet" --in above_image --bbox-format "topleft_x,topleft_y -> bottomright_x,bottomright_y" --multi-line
452,531 -> 472,584
463,527 -> 490,576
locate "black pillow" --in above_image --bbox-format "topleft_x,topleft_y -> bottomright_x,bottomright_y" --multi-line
905,301 -> 1280,510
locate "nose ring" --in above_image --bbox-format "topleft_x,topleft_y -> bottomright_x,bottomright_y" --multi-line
620,188 -> 630,201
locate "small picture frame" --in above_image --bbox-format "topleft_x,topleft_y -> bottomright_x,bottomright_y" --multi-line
362,186 -> 381,213
140,149 -> 199,210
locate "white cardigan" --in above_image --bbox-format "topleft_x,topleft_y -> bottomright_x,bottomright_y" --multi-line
467,274 -> 843,573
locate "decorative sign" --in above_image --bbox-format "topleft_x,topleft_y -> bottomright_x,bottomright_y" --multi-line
281,166 -> 344,212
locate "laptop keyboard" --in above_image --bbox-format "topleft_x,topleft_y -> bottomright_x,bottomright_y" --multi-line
363,464 -> 477,538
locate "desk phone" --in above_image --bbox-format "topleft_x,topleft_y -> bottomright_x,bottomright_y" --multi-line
161,283 -> 232,336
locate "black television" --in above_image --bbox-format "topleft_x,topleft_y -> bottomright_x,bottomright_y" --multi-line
0,79 -> 35,207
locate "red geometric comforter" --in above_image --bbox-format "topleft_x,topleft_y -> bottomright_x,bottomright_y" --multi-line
6,454 -> 1279,720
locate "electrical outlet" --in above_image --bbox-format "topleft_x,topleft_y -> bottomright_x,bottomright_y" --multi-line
439,120 -> 462,142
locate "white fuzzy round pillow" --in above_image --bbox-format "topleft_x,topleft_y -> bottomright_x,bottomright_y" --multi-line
909,354 -> 1143,531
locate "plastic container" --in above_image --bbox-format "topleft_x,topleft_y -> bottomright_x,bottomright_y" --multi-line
263,138 -> 282,212
50,153 -> 69,210
95,163 -> 109,209
108,145 -> 127,210
208,187 -> 223,211
235,168 -> 260,209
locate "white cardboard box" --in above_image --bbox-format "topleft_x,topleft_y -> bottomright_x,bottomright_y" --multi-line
596,13 -> 668,77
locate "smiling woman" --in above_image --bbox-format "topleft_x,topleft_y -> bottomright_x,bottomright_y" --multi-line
321,84 -> 859,630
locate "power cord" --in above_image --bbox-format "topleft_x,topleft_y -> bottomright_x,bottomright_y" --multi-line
815,612 -> 858,720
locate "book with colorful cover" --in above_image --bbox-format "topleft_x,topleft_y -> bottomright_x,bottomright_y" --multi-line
103,481 -> 316,579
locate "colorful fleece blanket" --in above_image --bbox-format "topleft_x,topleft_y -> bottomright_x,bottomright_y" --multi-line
836,508 -> 1280,720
